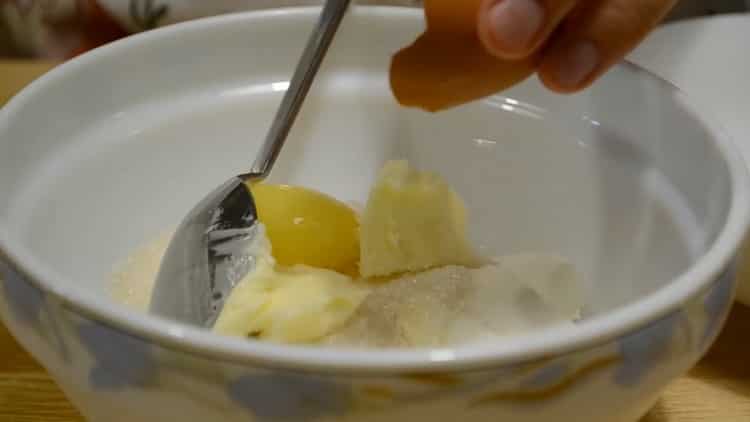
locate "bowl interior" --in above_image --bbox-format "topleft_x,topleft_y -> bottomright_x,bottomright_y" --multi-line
0,7 -> 733,325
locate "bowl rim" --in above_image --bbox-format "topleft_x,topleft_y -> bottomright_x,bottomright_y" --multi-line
1,6 -> 749,374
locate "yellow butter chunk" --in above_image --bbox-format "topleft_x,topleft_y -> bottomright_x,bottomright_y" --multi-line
214,260 -> 370,343
360,160 -> 481,278
249,183 -> 360,276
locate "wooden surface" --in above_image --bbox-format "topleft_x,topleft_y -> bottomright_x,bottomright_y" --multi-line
1,61 -> 750,421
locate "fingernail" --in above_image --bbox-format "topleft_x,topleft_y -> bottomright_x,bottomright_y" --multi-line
555,41 -> 599,89
488,0 -> 545,55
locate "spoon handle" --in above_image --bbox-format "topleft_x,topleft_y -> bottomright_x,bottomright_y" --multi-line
244,0 -> 353,180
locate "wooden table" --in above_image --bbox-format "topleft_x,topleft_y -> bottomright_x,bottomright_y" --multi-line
1,61 -> 750,422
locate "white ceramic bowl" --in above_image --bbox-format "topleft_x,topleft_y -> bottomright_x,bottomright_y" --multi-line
1,7 -> 749,422
628,15 -> 750,306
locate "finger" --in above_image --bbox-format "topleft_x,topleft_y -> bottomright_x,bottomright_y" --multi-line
478,0 -> 580,60
538,0 -> 677,93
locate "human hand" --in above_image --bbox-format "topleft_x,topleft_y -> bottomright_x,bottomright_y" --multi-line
477,0 -> 678,93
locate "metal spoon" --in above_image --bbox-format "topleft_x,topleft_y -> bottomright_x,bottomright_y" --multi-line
150,0 -> 352,327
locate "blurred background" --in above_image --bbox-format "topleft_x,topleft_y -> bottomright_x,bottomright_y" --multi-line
0,0 -> 748,59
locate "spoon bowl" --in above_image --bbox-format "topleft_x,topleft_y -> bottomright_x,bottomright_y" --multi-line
150,177 -> 257,326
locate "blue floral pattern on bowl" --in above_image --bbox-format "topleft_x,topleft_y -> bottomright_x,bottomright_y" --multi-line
228,372 -> 351,421
700,264 -> 736,349
614,311 -> 681,387
0,260 -> 71,363
77,321 -> 157,391
0,260 -> 45,330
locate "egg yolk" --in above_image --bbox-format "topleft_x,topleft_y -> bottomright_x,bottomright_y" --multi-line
248,183 -> 360,276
